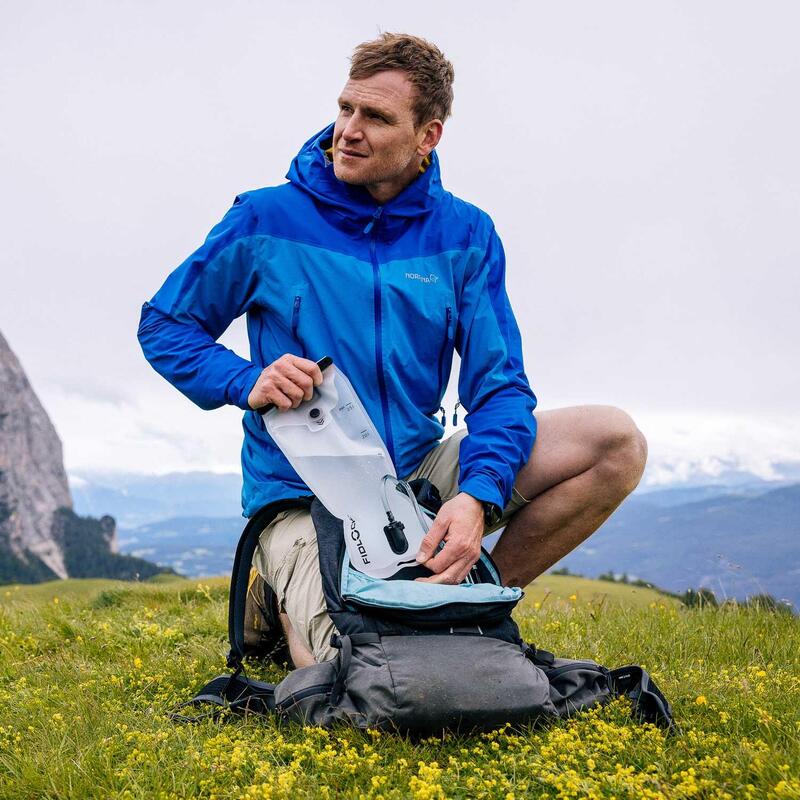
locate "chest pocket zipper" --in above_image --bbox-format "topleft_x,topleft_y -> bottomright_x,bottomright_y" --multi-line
437,306 -> 454,395
291,295 -> 307,358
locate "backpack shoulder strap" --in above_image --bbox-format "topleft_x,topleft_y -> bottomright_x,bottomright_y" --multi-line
227,497 -> 313,669
169,672 -> 276,722
609,665 -> 678,733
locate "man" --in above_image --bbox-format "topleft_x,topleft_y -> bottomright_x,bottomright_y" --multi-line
138,33 -> 646,668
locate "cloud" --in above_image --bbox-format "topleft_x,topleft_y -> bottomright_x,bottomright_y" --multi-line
634,411 -> 800,485
45,384 -> 244,474
45,377 -> 800,485
2,3 -> 798,481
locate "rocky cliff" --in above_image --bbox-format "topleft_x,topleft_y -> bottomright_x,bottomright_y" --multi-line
0,330 -> 71,578
0,330 -> 170,584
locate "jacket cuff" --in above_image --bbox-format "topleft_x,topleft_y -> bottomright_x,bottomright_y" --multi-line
459,473 -> 506,511
229,363 -> 264,411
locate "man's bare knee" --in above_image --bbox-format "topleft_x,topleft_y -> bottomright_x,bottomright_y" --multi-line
594,407 -> 647,496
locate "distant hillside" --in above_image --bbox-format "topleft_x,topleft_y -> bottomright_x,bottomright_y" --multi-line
54,509 -> 175,582
118,516 -> 242,577
556,484 -> 800,608
634,482 -> 791,507
75,471 -> 799,606
73,470 -> 799,526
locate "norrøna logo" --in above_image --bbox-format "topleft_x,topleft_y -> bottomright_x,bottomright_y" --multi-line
348,517 -> 371,565
404,272 -> 439,284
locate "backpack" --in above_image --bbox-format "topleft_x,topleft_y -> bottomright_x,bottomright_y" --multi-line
175,480 -> 676,734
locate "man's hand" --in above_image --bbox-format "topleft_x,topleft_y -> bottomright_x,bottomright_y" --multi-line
247,354 -> 323,411
415,492 -> 484,584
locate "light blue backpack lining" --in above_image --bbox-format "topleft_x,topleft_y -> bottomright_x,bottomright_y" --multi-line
340,551 -> 524,610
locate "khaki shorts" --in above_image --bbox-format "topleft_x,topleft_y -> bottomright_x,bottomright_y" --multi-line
252,428 -> 530,662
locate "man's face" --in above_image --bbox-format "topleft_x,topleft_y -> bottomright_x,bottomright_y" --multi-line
332,70 -> 434,198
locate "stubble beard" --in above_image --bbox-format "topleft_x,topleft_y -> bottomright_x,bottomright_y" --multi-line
333,149 -> 419,191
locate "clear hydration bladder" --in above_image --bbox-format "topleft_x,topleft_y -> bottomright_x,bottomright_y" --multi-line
262,359 -> 433,579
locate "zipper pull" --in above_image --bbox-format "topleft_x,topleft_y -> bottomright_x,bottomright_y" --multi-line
452,400 -> 461,426
439,406 -> 446,427
363,206 -> 383,234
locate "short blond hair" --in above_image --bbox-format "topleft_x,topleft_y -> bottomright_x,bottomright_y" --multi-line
349,33 -> 455,126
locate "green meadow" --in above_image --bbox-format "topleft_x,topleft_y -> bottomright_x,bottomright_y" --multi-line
1,575 -> 798,799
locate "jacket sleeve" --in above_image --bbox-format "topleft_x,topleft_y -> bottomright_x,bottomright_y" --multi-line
455,225 -> 537,510
137,194 -> 263,411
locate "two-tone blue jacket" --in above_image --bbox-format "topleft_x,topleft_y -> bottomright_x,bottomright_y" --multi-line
138,124 -> 537,517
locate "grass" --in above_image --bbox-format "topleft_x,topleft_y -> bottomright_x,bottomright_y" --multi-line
0,574 -> 798,799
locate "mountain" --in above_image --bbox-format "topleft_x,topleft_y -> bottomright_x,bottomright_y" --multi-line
53,508 -> 172,582
118,516 -> 242,577
73,469 -> 799,606
555,484 -> 800,608
632,482 -> 788,508
69,471 -> 243,528
72,464 -> 798,527
0,330 -> 170,585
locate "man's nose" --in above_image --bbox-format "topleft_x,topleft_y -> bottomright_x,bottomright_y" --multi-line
341,112 -> 364,141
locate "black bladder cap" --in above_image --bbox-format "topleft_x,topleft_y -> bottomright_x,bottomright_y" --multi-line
384,520 -> 408,555
309,408 -> 321,419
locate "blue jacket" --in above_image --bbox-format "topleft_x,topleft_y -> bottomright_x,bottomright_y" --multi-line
138,124 -> 537,516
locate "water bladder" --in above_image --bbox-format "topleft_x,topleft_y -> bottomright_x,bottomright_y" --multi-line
260,357 -> 433,579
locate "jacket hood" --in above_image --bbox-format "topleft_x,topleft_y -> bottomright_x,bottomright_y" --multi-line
286,123 -> 444,224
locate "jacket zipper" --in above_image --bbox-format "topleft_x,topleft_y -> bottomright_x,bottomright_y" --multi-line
436,306 -> 453,397
365,207 -> 396,463
291,295 -> 306,357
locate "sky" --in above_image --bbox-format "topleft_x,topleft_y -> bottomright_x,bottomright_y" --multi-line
1,1 -> 799,484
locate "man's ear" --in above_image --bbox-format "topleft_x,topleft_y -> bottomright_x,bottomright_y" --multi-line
416,119 -> 443,157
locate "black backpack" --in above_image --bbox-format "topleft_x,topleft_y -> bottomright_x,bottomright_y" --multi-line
175,480 -> 676,734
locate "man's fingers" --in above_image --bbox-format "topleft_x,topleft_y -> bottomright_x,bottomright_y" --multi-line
289,355 -> 324,387
282,363 -> 316,401
422,539 -> 469,575
273,374 -> 305,408
415,557 -> 471,585
416,517 -> 447,563
251,354 -> 326,411
265,387 -> 293,410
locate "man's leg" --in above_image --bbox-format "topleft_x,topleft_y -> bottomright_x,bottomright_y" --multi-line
490,405 -> 647,588
252,508 -> 336,668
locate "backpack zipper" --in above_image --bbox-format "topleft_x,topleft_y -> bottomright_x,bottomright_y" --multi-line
545,662 -> 608,680
366,207 -> 396,464
275,683 -> 333,711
